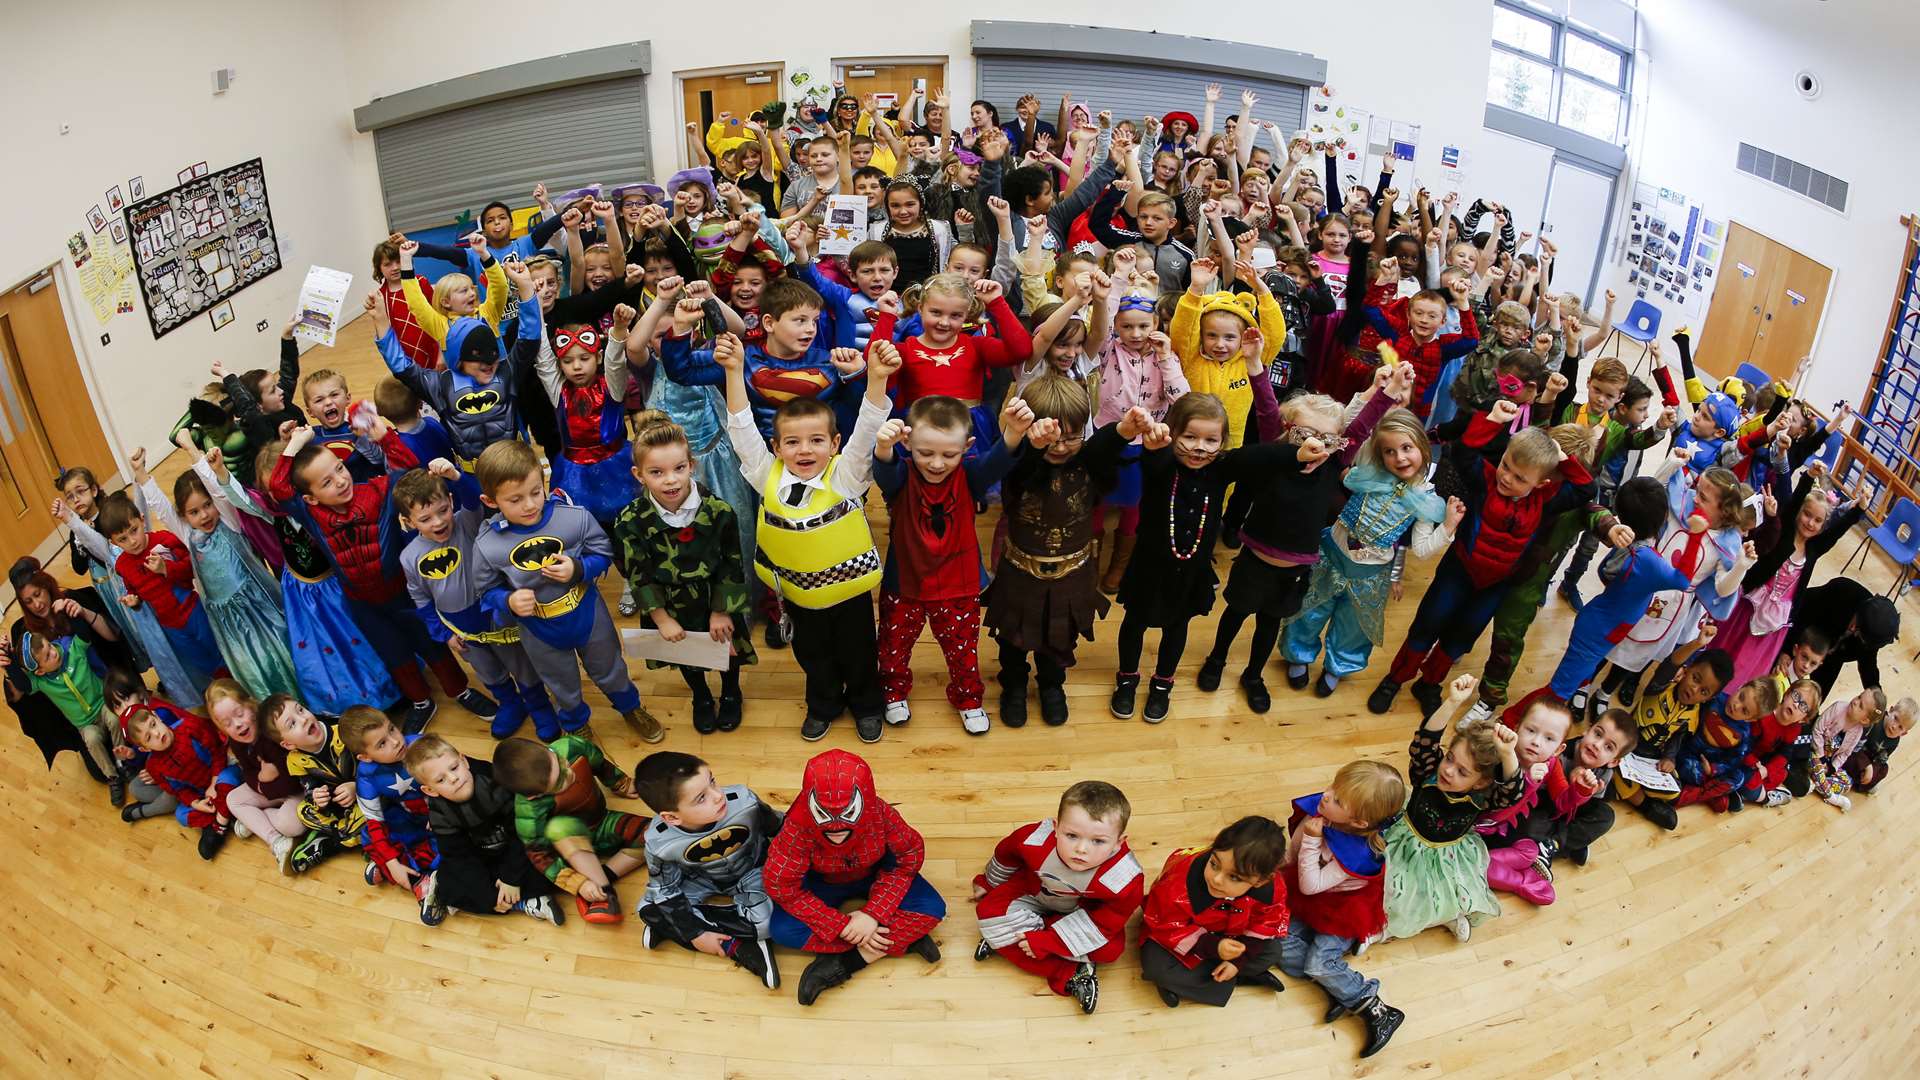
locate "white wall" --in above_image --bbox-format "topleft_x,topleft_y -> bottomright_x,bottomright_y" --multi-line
0,0 -> 387,462
337,1 -> 1508,226
1600,0 -> 1920,407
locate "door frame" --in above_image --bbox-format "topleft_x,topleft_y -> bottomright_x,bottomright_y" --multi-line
1697,219 -> 1837,384
1542,153 -> 1620,309
674,63 -> 786,169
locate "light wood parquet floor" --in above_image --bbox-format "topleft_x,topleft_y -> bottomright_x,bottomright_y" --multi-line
2,317 -> 1915,1079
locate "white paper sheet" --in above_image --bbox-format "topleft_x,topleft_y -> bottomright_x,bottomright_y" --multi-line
292,265 -> 354,347
621,626 -> 734,671
1616,753 -> 1681,793
819,195 -> 868,257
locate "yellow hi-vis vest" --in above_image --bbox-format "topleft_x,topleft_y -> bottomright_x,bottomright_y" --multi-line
754,458 -> 882,609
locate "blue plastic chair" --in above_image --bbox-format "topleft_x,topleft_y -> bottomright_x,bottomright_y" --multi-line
1846,496 -> 1920,598
1608,300 -> 1662,372
1735,362 -> 1771,394
1812,429 -> 1844,472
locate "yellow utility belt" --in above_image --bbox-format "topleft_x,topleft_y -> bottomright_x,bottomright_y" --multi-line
437,613 -> 522,646
532,583 -> 587,620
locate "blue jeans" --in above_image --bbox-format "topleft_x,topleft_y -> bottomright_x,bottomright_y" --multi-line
1278,915 -> 1376,1008
769,866 -> 948,951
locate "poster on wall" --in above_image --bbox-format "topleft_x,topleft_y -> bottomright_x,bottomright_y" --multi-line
70,225 -> 137,324
1623,180 -> 1720,322
1306,87 -> 1369,193
123,157 -> 281,339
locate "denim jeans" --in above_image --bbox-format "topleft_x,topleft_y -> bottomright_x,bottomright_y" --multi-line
1278,915 -> 1376,1008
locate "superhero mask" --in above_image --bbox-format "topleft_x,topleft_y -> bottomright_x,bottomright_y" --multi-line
551,326 -> 602,358
445,317 -> 502,372
799,748 -> 874,846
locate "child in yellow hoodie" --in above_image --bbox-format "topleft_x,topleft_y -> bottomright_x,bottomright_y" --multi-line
1169,257 -> 1287,453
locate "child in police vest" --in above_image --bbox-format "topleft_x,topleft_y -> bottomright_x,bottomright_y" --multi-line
719,329 -> 895,744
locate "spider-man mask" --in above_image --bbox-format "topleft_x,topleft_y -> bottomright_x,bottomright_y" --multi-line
799,749 -> 874,846
551,325 -> 601,359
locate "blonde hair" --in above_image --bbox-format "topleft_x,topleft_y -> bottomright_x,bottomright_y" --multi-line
1280,393 -> 1343,432
431,271 -> 477,319
915,272 -> 977,319
203,677 -> 255,720
1329,760 -> 1408,855
1504,427 -> 1561,474
1137,192 -> 1177,215
299,369 -> 348,407
1785,677 -> 1825,718
1548,422 -> 1595,468
1735,677 -> 1784,717
1697,466 -> 1757,531
630,409 -> 691,467
403,733 -> 461,774
1449,713 -> 1510,789
337,705 -> 397,755
1357,408 -> 1433,475
1589,356 -> 1630,389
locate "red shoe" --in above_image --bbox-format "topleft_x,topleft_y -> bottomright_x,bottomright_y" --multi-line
576,888 -> 623,925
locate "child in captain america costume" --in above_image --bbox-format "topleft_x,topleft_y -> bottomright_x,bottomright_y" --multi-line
764,749 -> 946,1006
971,781 -> 1145,1013
340,707 -> 445,926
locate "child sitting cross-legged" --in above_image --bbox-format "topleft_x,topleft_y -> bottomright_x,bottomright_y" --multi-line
1486,708 -> 1637,901
491,735 -> 649,924
633,751 -> 783,989
1845,696 -> 1916,796
1282,761 -> 1411,1059
264,693 -> 367,861
339,706 -> 446,926
124,704 -> 241,861
403,734 -> 564,925
971,781 -> 1145,1014
1140,816 -> 1289,1010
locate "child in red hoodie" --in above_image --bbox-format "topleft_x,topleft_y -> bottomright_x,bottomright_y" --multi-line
98,487 -> 227,687
1140,816 -> 1289,1009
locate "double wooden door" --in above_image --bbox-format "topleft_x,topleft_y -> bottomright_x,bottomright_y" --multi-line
1697,221 -> 1832,382
681,67 -> 785,164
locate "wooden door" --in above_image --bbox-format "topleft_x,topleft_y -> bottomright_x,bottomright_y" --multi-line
0,273 -> 115,483
835,60 -> 948,120
1752,248 -> 1833,380
1696,221 -> 1773,379
0,274 -> 78,558
681,67 -> 784,165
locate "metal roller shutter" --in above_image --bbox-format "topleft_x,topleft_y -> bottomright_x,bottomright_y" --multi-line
974,57 -> 1309,142
373,77 -> 650,233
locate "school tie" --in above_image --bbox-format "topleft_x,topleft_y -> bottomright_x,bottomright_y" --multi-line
786,481 -> 808,507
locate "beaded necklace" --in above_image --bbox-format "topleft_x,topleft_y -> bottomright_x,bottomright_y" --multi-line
1167,470 -> 1211,561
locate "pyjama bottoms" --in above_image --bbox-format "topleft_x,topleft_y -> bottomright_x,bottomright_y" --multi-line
1277,916 -> 1375,1009
1141,935 -> 1286,1007
638,866 -> 774,945
877,592 -> 984,710
225,785 -> 307,846
1387,552 -> 1513,686
521,601 -> 640,731
975,880 -> 1127,995
345,594 -> 468,703
770,866 -> 946,956
787,593 -> 883,722
540,809 -> 648,894
436,849 -> 558,914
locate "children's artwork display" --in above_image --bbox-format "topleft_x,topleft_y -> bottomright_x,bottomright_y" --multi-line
1307,87 -> 1370,192
124,157 -> 281,339
68,226 -> 137,324
1624,180 -> 1721,321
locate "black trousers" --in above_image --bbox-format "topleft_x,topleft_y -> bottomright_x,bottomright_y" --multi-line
1140,936 -> 1286,1006
997,640 -> 1068,691
788,592 -> 883,721
436,847 -> 557,915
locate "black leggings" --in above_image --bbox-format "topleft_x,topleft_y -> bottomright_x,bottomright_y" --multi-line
1206,607 -> 1285,678
680,659 -> 743,697
1117,610 -> 1190,681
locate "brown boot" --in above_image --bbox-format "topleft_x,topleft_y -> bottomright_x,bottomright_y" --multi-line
1100,534 -> 1136,594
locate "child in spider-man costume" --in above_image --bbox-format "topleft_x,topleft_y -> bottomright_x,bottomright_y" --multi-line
764,749 -> 947,1005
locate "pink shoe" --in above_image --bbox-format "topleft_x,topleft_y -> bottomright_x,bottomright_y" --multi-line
1487,842 -> 1556,906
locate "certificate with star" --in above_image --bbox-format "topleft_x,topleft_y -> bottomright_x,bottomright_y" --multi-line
820,195 -> 868,257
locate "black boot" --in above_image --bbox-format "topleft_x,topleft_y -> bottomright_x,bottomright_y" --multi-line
796,951 -> 861,1006
1037,685 -> 1069,727
908,936 -> 941,963
1635,798 -> 1678,831
1357,995 -> 1407,1058
1409,679 -> 1444,719
1196,654 -> 1226,692
1367,678 -> 1401,715
1143,677 -> 1174,724
1063,961 -> 1100,1013
1109,673 -> 1141,719
1157,986 -> 1181,1008
689,685 -> 718,735
197,825 -> 228,860
1239,672 -> 1271,714
999,669 -> 1029,729
1236,968 -> 1285,993
730,937 -> 780,989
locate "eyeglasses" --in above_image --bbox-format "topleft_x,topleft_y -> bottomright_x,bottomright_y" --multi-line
1282,424 -> 1349,454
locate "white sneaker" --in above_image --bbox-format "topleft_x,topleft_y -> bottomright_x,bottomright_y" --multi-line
232,820 -> 253,840
884,700 -> 913,726
520,896 -> 564,925
271,835 -> 294,875
1354,932 -> 1381,956
618,584 -> 638,618
1824,793 -> 1852,813
960,707 -> 990,735
1462,700 -> 1495,725
1450,915 -> 1473,942
1764,788 -> 1793,808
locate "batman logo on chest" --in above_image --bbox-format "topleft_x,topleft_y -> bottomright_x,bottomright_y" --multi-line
687,824 -> 750,864
509,535 -> 565,571
416,546 -> 460,579
455,388 -> 502,415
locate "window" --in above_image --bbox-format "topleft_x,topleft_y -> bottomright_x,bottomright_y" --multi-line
1486,1 -> 1632,144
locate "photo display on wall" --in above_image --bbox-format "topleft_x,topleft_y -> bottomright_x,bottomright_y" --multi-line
123,158 -> 281,338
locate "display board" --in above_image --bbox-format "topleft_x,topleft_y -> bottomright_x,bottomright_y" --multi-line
123,158 -> 281,338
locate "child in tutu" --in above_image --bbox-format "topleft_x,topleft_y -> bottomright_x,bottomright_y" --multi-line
1382,675 -> 1521,943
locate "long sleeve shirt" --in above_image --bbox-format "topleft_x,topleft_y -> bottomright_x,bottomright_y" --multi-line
870,301 -> 1030,405
115,530 -> 200,629
268,429 -> 419,604
727,395 -> 889,505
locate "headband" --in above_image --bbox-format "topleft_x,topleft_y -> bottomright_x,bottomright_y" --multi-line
1116,294 -> 1157,314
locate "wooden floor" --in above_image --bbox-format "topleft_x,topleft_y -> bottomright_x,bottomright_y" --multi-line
4,318 -> 1917,1079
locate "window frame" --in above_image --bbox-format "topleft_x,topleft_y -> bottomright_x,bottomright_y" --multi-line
1486,0 -> 1632,145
